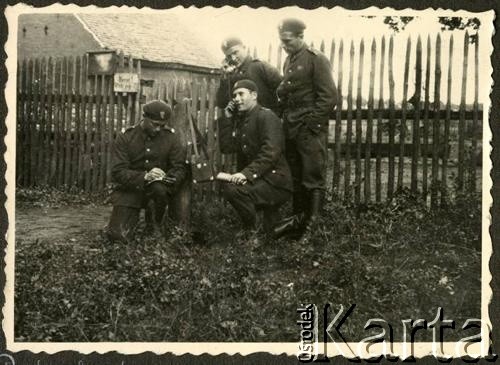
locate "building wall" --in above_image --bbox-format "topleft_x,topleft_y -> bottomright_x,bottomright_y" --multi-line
17,14 -> 102,60
140,67 -> 220,101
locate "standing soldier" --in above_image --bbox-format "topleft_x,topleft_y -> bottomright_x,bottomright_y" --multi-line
218,80 -> 292,232
106,100 -> 187,243
216,37 -> 283,114
273,18 -> 337,237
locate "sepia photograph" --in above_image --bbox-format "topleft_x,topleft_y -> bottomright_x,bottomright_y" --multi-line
3,2 -> 495,360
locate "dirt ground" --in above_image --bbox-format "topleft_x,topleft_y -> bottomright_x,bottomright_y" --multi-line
15,205 -> 112,242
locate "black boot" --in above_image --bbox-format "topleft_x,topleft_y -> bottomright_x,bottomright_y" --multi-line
271,213 -> 306,239
308,189 -> 324,221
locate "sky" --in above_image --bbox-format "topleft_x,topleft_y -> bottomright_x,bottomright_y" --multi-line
167,6 -> 493,106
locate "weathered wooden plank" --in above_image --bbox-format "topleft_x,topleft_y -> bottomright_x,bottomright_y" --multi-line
333,39 -> 343,193
398,37 -> 411,190
387,36 -> 396,199
355,40 -> 364,204
329,38 -> 336,67
199,79 -> 208,133
56,57 -> 68,188
168,98 -> 192,230
470,33 -> 479,191
49,58 -> 58,185
107,74 -> 115,185
207,79 -> 217,198
98,74 -> 108,190
320,39 -> 325,53
441,35 -> 453,206
375,36 -> 385,202
37,57 -> 48,185
21,59 -> 30,186
365,38 -> 376,203
63,56 -> 75,187
126,56 -> 134,126
422,35 -> 431,200
431,34 -> 442,208
78,55 -> 87,188
411,36 -> 422,194
134,59 -> 142,124
267,43 -> 272,63
16,60 -> 23,185
277,45 -> 283,71
344,41 -> 355,200
30,58 -> 40,186
116,51 -> 125,134
457,31 -> 469,191
84,72 -> 94,193
91,74 -> 100,191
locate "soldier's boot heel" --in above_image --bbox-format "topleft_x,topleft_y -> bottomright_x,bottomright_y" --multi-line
271,213 -> 306,239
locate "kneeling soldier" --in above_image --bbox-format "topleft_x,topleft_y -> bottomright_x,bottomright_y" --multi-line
218,79 -> 293,232
106,100 -> 187,243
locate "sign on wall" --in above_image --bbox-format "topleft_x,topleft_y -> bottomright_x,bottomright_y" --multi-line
114,72 -> 140,93
87,50 -> 117,75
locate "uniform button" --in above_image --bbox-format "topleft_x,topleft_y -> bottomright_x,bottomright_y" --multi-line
243,145 -> 247,148
272,170 -> 276,173
288,69 -> 292,73
253,174 -> 257,179
145,160 -> 149,163
242,134 -> 246,137
287,81 -> 291,84
146,148 -> 150,152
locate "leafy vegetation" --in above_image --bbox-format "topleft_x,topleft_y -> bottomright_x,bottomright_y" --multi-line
15,188 -> 481,342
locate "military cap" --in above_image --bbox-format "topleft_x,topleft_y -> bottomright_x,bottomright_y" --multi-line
278,18 -> 306,35
233,79 -> 258,93
142,100 -> 172,122
221,37 -> 243,53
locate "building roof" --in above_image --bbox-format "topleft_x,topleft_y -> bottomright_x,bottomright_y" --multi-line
76,13 -> 220,70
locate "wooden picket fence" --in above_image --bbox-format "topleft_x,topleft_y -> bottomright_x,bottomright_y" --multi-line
16,32 -> 482,206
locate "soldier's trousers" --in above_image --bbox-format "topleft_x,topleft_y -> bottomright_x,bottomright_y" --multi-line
223,179 -> 291,230
106,182 -> 171,243
285,124 -> 327,192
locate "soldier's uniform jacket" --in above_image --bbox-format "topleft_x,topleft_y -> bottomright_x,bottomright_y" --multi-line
277,44 -> 337,136
110,123 -> 187,208
218,105 -> 293,192
216,56 -> 283,112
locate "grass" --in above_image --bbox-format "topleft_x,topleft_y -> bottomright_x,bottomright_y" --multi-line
14,187 -> 481,342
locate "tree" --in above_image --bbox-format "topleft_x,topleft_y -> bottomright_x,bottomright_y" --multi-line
438,17 -> 480,43
383,16 -> 415,33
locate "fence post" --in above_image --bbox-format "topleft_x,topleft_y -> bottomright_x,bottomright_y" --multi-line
387,36 -> 396,200
411,36 -> 422,194
431,34 -> 442,208
375,36 -> 386,202
168,98 -> 192,231
457,31 -> 469,191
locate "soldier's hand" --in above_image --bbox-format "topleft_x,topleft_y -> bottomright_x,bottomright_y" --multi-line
230,172 -> 247,185
224,100 -> 236,118
145,167 -> 166,181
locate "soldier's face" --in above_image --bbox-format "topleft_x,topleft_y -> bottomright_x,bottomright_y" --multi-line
279,32 -> 304,54
143,118 -> 164,136
224,45 -> 246,67
233,88 -> 257,112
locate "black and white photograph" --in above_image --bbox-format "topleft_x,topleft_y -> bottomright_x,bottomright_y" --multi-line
3,2 -> 496,360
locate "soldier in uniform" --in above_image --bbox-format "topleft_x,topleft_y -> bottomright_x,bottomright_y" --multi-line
106,100 -> 187,243
218,79 -> 293,231
216,37 -> 282,113
273,18 -> 337,237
